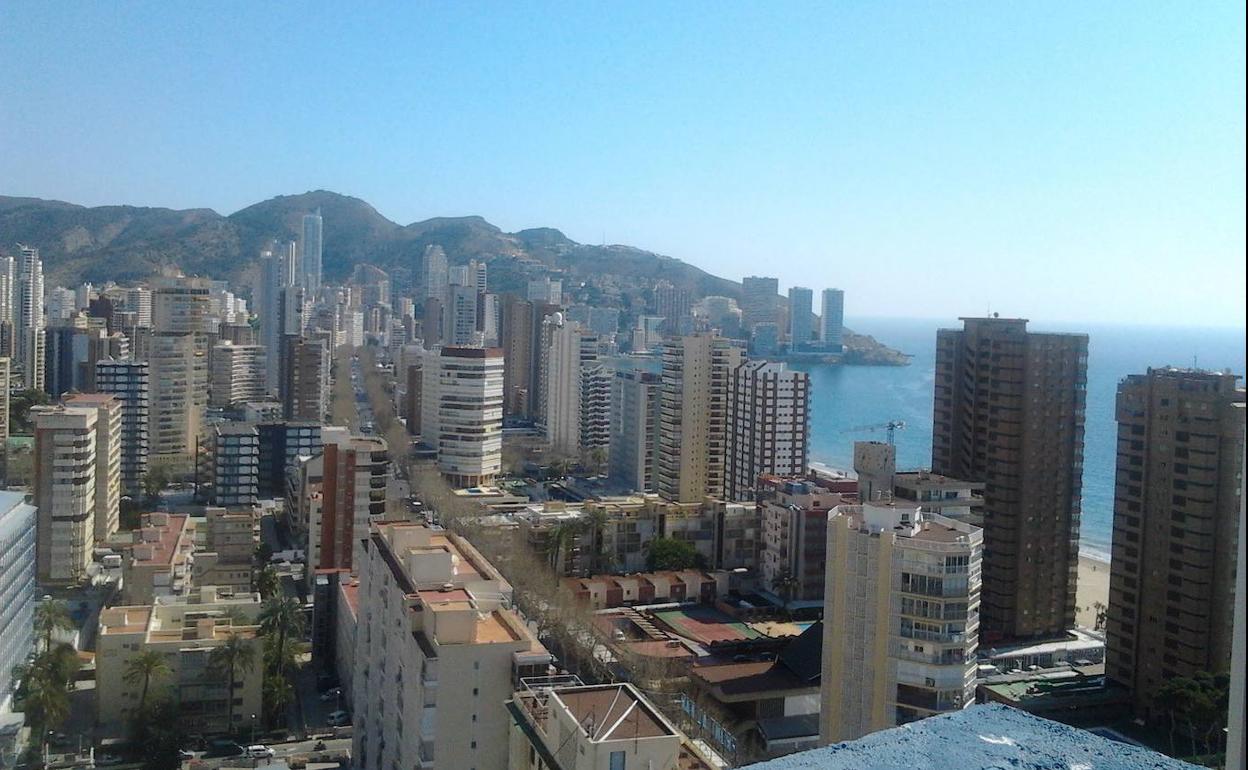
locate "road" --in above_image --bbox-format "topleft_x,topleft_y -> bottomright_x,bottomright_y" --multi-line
188,736 -> 351,768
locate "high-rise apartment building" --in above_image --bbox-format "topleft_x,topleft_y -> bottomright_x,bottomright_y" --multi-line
741,275 -> 779,332
759,478 -> 842,605
421,347 -> 505,486
123,287 -> 153,328
424,244 -> 450,302
33,405 -> 98,584
0,254 -> 14,330
657,335 -> 744,503
301,209 -> 323,296
257,244 -> 298,393
0,491 -> 37,712
542,314 -> 602,456
282,336 -> 330,421
655,285 -> 692,334
931,317 -> 1087,640
210,423 -> 260,508
526,277 -> 563,305
788,287 -> 814,348
148,331 -> 206,469
0,358 -> 9,483
726,360 -> 810,499
820,288 -> 845,351
820,502 -> 982,742
447,283 -> 480,346
209,342 -> 267,408
63,393 -> 122,543
43,320 -> 111,397
15,244 -> 44,390
500,296 -> 535,417
1106,368 -> 1245,717
307,432 -> 388,574
353,522 -> 550,770
94,358 -> 150,498
152,275 -> 214,337
609,370 -> 661,493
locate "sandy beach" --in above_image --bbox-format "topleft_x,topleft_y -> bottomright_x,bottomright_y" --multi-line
1075,553 -> 1111,629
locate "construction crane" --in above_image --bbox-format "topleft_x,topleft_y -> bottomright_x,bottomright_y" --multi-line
841,420 -> 907,445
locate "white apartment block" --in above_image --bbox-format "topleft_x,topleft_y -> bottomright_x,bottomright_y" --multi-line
209,342 -> 267,408
96,586 -> 263,737
32,405 -> 98,584
353,522 -> 551,770
725,360 -> 810,500
63,393 -> 122,542
421,346 -> 505,487
820,503 -> 982,743
507,680 -> 715,770
149,331 -> 206,469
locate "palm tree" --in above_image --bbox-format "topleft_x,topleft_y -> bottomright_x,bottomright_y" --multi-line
23,664 -> 70,762
34,600 -> 75,653
771,572 -> 800,607
208,634 -> 255,736
262,673 -> 293,730
258,596 -> 305,675
123,649 -> 171,716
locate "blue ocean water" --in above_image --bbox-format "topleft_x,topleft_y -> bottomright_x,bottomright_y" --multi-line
796,317 -> 1246,560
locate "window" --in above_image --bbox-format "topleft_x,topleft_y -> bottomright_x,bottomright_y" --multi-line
610,751 -> 626,770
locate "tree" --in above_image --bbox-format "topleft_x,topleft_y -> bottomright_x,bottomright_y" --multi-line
9,388 -> 50,434
130,697 -> 184,770
144,462 -> 171,504
645,537 -> 704,571
34,600 -> 75,653
123,649 -> 171,716
208,633 -> 256,736
771,571 -> 800,604
253,565 -> 279,600
262,672 -> 293,730
12,643 -> 80,762
1092,601 -> 1107,632
259,595 -> 305,675
1155,672 -> 1231,758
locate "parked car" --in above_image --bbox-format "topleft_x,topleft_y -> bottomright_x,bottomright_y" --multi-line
327,710 -> 350,727
245,745 -> 275,759
319,687 -> 342,702
95,754 -> 124,766
205,739 -> 243,757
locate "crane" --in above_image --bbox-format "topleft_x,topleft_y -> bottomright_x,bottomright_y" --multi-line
841,420 -> 907,445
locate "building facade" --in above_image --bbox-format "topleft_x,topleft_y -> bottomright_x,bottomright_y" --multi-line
931,317 -> 1087,640
609,370 -> 661,493
0,491 -> 37,712
1105,368 -> 1245,717
726,361 -> 810,500
32,405 -> 98,584
62,393 -> 122,542
209,342 -> 267,408
421,347 -> 505,486
94,358 -> 150,498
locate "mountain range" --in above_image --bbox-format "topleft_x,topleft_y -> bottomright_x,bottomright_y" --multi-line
0,190 -> 741,299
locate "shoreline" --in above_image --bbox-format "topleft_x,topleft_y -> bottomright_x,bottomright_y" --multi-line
1075,552 -> 1111,630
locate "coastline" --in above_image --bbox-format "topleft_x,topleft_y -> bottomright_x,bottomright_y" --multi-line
1075,552 -> 1111,630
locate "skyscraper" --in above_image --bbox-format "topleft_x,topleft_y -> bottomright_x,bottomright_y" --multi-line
526,277 -> 563,305
788,287 -> 814,348
657,335 -> 745,503
63,393 -> 122,543
16,244 -> 44,390
301,209 -> 323,296
1105,368 -> 1245,717
726,360 -> 810,499
931,317 -> 1087,640
542,314 -> 586,456
820,288 -> 845,351
209,342 -> 268,408
820,502 -> 982,742
420,346 -> 505,487
95,358 -> 150,498
257,243 -> 298,393
33,404 -> 99,584
148,331 -> 206,469
740,275 -> 779,332
0,358 -> 9,483
609,369 -> 661,493
423,244 -> 449,302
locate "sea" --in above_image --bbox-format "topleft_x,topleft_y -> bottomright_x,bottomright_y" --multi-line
794,317 -> 1246,562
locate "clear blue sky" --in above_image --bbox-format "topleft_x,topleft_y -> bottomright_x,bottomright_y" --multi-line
2,1 -> 1243,327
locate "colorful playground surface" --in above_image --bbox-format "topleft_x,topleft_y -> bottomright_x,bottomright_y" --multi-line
651,605 -> 765,646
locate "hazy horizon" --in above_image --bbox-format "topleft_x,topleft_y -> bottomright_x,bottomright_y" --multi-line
2,2 -> 1243,327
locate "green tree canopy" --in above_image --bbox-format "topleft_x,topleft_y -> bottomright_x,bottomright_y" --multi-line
645,537 -> 705,571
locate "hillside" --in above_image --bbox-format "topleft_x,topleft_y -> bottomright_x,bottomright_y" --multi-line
0,190 -> 740,299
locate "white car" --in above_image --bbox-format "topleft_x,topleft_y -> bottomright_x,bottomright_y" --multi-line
245,745 -> 275,759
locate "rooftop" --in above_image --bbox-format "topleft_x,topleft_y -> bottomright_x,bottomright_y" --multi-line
129,513 -> 193,567
556,684 -> 673,740
740,703 -> 1196,769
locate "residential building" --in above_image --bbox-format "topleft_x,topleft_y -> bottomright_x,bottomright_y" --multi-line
15,244 -> 44,390
820,502 -> 982,742
210,423 -> 260,507
149,331 -> 206,469
820,289 -> 844,351
424,244 -> 449,302
657,335 -> 744,503
759,478 -> 844,605
123,287 -> 153,329
609,370 -> 661,493
95,358 -> 150,498
526,276 -> 562,305
725,360 -> 810,500
121,512 -> 196,605
256,243 -> 298,393
0,358 -> 9,483
301,209 -> 323,296
62,393 -> 122,542
655,285 -> 693,334
96,587 -> 263,737
421,347 -> 505,486
931,317 -> 1087,640
740,275 -> 779,332
191,507 -> 255,595
32,405 -> 98,584
507,680 -> 715,770
282,335 -> 330,421
0,492 -> 37,713
853,441 -> 984,522
352,522 -> 552,770
152,275 -> 214,337
307,433 -> 388,575
448,282 -> 480,346
1105,368 -> 1245,717
209,342 -> 267,408
257,420 -> 322,498
542,314 -> 597,456
42,320 -> 111,397
788,287 -> 814,348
